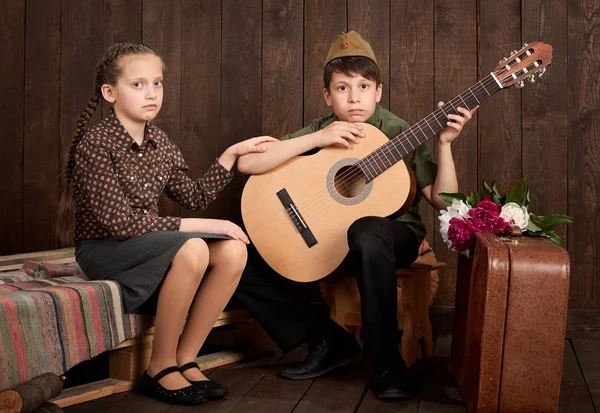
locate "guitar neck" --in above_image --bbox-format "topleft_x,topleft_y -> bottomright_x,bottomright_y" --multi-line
357,73 -> 502,181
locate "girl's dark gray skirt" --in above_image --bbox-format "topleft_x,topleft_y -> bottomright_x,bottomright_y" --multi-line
75,231 -> 229,314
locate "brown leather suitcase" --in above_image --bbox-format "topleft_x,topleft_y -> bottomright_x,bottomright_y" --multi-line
451,232 -> 570,413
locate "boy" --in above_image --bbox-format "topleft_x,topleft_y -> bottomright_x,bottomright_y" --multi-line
235,31 -> 475,399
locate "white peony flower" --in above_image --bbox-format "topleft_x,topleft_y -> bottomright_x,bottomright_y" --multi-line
438,199 -> 472,248
500,202 -> 529,230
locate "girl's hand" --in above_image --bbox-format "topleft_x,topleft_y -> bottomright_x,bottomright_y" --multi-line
181,218 -> 250,244
438,101 -> 478,145
315,121 -> 365,148
219,136 -> 278,171
229,136 -> 279,156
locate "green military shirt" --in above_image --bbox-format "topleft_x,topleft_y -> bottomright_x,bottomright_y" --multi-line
280,103 -> 438,245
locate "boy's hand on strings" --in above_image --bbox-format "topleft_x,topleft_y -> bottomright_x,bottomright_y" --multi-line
181,218 -> 250,244
437,101 -> 478,145
315,121 -> 365,148
219,136 -> 278,171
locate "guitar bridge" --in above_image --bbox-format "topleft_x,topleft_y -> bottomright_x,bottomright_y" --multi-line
276,188 -> 318,248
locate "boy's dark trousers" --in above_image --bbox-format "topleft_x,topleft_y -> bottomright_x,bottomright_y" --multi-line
234,216 -> 419,367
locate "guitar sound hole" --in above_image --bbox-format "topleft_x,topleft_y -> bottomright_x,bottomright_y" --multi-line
333,165 -> 366,199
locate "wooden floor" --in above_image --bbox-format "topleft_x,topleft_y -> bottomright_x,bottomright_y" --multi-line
64,336 -> 599,413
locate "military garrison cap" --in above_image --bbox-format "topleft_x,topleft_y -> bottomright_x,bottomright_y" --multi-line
324,31 -> 378,68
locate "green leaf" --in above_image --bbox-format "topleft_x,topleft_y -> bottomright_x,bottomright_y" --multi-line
538,231 -> 566,248
527,218 -> 543,233
483,180 -> 494,197
468,190 -> 484,207
510,177 -> 529,206
533,214 -> 574,231
439,192 -> 467,204
491,182 -> 501,197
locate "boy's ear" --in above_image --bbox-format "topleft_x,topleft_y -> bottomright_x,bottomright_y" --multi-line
376,83 -> 383,103
323,88 -> 333,107
101,84 -> 116,103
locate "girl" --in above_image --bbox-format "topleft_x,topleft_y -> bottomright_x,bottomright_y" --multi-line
57,42 -> 275,406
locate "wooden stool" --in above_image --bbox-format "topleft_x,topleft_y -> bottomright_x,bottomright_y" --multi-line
322,241 -> 444,366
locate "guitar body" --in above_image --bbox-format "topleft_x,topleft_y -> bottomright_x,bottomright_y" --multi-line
241,123 -> 415,282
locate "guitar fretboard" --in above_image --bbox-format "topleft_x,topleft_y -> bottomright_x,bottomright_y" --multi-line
357,73 -> 501,181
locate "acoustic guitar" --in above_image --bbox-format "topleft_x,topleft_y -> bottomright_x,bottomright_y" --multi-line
241,41 -> 552,282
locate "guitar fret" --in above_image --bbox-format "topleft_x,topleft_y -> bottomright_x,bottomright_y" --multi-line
389,143 -> 401,163
399,136 -> 409,153
425,119 -> 436,134
468,88 -> 480,104
390,140 -> 404,159
432,112 -> 444,129
409,128 -> 420,148
381,147 -> 393,167
480,80 -> 491,96
458,94 -> 470,109
414,124 -> 426,146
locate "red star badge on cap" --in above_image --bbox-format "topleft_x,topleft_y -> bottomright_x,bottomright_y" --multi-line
342,41 -> 350,49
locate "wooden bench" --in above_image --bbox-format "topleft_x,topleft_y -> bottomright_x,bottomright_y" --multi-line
0,248 -> 272,408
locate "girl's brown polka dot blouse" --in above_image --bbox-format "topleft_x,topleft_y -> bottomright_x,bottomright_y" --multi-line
72,110 -> 233,241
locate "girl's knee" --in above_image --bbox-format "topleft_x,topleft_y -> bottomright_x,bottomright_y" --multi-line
213,239 -> 247,276
223,239 -> 248,268
173,238 -> 210,276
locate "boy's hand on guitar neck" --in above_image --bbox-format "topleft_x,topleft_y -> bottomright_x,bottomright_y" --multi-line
437,101 -> 478,145
315,121 -> 365,148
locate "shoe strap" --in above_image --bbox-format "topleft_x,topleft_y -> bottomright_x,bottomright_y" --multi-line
179,361 -> 201,373
153,366 -> 181,381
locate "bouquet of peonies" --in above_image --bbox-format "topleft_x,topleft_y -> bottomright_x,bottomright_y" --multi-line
438,177 -> 573,256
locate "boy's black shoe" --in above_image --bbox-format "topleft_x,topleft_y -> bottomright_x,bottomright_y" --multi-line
374,363 -> 419,399
141,366 -> 207,405
279,334 -> 361,380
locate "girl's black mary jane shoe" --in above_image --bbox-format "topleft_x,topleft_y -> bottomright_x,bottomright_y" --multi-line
141,366 -> 208,405
180,361 -> 229,399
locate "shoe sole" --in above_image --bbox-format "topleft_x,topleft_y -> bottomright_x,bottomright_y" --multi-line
278,354 -> 361,380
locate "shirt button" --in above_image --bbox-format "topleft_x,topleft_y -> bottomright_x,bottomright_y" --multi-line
144,183 -> 149,188
138,153 -> 143,157
158,176 -> 163,181
131,176 -> 135,181
143,209 -> 148,214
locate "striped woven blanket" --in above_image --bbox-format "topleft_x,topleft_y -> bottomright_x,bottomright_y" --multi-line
0,261 -> 147,390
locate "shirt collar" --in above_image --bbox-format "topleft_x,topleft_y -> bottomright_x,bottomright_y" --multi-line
105,109 -> 157,150
364,103 -> 384,127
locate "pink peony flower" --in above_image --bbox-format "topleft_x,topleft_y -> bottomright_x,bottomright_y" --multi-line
468,208 -> 506,233
476,197 -> 502,216
447,217 -> 476,253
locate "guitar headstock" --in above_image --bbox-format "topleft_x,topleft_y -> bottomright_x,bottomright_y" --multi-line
493,41 -> 552,88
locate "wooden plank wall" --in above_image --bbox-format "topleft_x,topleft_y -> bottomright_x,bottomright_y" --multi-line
0,0 -> 598,310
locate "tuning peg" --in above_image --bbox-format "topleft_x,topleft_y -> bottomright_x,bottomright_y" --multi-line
516,80 -> 525,88
527,75 -> 536,83
499,57 -> 508,64
511,50 -> 519,56
538,67 -> 547,77
522,42 -> 529,48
